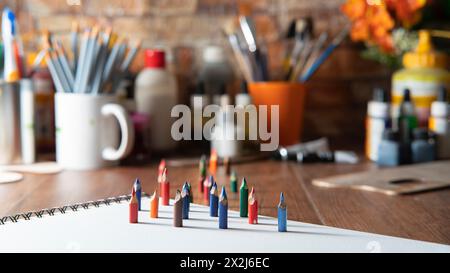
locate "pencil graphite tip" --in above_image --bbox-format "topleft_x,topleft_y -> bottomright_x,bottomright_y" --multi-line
240,178 -> 248,190
279,192 -> 286,208
249,187 -> 256,200
150,190 -> 157,200
220,186 -> 227,199
182,182 -> 189,192
230,171 -> 236,181
159,159 -> 166,172
210,182 -> 217,195
161,168 -> 168,183
134,178 -> 141,190
175,190 -> 182,202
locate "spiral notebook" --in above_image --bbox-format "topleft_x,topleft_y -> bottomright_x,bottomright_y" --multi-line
0,195 -> 448,253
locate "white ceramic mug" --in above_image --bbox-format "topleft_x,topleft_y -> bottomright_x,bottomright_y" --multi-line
55,93 -> 134,170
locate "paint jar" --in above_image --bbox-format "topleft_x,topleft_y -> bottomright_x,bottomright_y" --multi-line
248,82 -> 306,146
411,128 -> 436,164
377,129 -> 402,167
365,88 -> 391,161
429,87 -> 450,159
392,30 -> 450,126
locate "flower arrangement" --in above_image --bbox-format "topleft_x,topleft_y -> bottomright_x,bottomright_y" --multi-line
341,0 -> 428,68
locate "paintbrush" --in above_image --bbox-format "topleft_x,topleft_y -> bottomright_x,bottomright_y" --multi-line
222,19 -> 253,83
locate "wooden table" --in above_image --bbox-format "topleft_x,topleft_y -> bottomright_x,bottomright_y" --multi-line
1,159 -> 449,245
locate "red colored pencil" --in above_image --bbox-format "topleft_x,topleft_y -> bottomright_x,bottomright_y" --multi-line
129,187 -> 138,223
248,187 -> 258,224
203,176 -> 213,205
161,168 -> 170,206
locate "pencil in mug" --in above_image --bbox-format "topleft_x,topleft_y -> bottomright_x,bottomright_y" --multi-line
300,26 -> 349,82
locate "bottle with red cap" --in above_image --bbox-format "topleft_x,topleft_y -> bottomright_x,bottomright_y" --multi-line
135,49 -> 178,151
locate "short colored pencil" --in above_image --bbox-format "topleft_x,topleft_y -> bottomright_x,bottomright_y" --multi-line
219,186 -> 228,229
210,181 -> 219,217
182,182 -> 190,219
133,178 -> 142,210
209,149 -> 217,176
129,187 -> 138,224
150,189 -> 159,218
203,176 -> 213,205
160,168 -> 170,206
230,171 -> 238,193
173,190 -> 183,227
199,155 -> 207,193
240,178 -> 249,217
278,192 -> 287,232
158,159 -> 166,178
248,187 -> 258,224
187,182 -> 193,203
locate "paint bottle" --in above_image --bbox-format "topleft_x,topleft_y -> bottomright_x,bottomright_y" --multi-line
411,128 -> 436,163
135,49 -> 178,152
429,87 -> 450,159
365,88 -> 391,161
396,89 -> 417,163
198,45 -> 234,106
211,105 -> 244,158
377,129 -> 402,167
392,30 -> 450,126
191,81 -> 209,142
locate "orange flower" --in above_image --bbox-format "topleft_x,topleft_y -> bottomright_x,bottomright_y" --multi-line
341,0 -> 367,20
386,0 -> 427,27
350,19 -> 370,41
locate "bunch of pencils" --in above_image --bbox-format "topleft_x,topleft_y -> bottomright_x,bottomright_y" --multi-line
222,16 -> 269,83
223,16 -> 349,83
39,22 -> 141,94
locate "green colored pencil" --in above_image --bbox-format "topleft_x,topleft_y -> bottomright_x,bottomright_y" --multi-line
239,178 -> 248,217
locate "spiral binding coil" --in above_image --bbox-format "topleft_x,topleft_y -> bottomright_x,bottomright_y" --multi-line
0,193 -> 148,226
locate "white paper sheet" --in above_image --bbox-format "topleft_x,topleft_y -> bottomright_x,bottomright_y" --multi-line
0,197 -> 448,253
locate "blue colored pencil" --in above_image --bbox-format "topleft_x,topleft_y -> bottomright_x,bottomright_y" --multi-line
278,192 -> 287,232
182,182 -> 190,219
300,26 -> 349,82
133,178 -> 142,211
209,181 -> 218,217
219,186 -> 228,229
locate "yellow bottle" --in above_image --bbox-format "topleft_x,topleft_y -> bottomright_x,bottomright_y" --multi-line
392,30 -> 450,126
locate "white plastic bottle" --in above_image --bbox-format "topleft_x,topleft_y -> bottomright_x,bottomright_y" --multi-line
135,49 -> 178,152
429,87 -> 450,159
365,88 -> 391,161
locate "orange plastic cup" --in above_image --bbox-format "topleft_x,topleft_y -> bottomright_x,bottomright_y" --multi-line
248,82 -> 306,146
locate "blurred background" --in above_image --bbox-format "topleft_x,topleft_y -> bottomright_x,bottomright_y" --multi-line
0,0 -> 449,166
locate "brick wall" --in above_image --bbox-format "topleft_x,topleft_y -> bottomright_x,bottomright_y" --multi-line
3,0 -> 392,145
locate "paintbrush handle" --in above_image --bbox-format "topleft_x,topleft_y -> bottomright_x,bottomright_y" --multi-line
300,44 -> 336,82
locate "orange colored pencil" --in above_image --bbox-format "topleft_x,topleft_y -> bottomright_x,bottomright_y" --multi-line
209,149 -> 217,176
150,189 -> 159,218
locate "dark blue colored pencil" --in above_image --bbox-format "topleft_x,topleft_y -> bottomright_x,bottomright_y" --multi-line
133,178 -> 142,210
209,181 -> 218,217
182,182 -> 190,219
219,186 -> 228,229
278,192 -> 287,232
